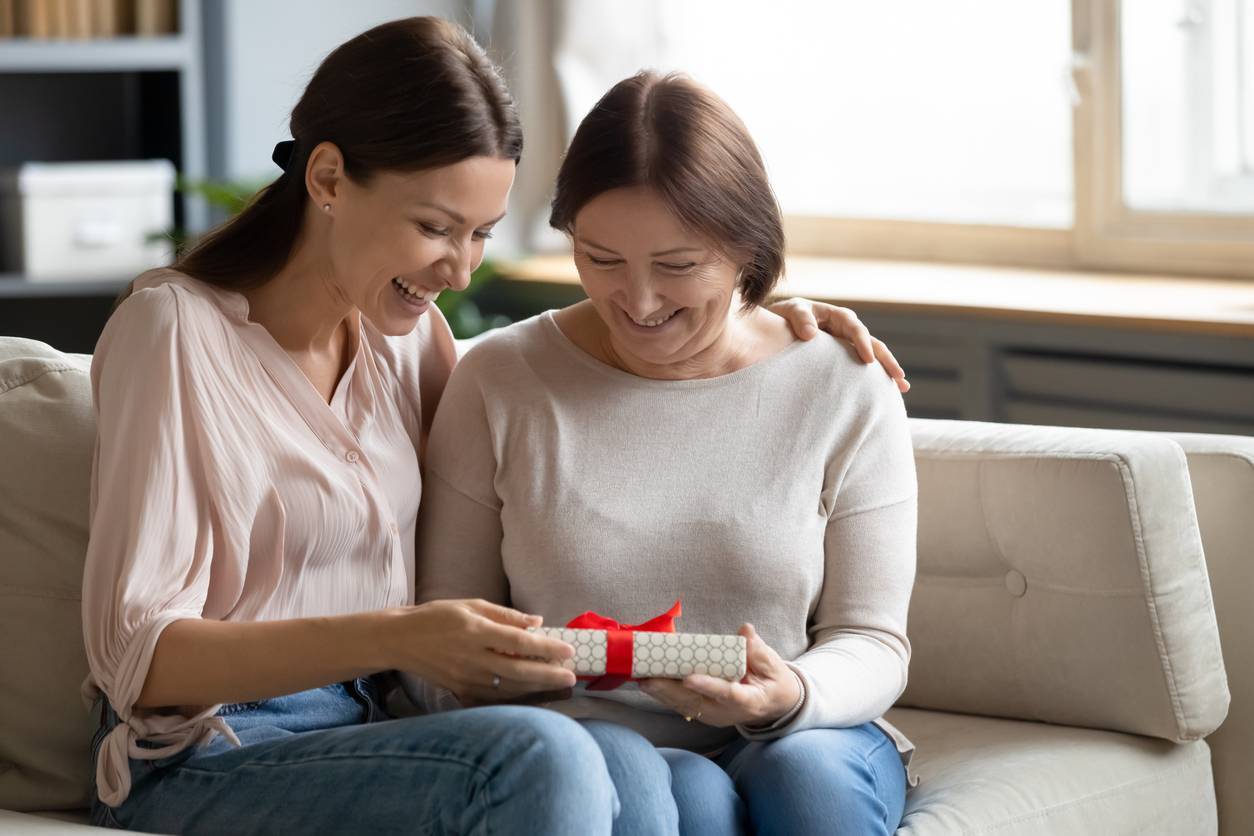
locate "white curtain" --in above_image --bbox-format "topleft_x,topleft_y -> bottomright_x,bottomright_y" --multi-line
474,0 -> 668,254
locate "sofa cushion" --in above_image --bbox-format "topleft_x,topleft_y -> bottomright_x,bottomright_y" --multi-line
1173,433 -> 1254,835
903,420 -> 1229,743
888,706 -> 1217,835
0,810 -> 104,834
0,338 -> 96,811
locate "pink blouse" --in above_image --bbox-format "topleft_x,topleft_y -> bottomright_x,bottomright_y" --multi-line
80,268 -> 455,806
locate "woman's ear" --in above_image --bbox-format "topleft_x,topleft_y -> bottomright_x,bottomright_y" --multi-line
305,141 -> 346,210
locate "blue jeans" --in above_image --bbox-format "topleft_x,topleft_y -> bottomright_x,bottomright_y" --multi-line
581,720 -> 907,836
89,678 -> 618,835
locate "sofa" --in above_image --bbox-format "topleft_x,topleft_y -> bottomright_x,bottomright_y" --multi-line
0,334 -> 1245,834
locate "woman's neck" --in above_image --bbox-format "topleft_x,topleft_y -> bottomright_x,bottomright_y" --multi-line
239,239 -> 360,403
242,240 -> 358,358
565,301 -> 790,381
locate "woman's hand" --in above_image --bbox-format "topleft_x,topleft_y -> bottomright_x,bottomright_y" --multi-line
769,298 -> 910,394
387,599 -> 577,704
639,624 -> 802,728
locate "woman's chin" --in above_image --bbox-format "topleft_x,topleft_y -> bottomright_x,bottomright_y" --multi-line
370,306 -> 427,336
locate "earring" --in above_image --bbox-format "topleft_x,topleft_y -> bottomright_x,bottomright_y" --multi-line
322,203 -> 331,213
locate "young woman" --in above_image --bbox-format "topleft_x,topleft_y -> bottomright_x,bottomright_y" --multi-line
82,17 -> 905,835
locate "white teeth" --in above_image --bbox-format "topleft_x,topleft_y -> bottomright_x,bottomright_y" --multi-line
392,277 -> 434,303
631,310 -> 678,328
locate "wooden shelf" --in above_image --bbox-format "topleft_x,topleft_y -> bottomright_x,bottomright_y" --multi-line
0,274 -> 130,298
498,255 -> 1254,339
0,36 -> 192,73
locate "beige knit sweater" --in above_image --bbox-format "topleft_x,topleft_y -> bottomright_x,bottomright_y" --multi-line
413,310 -> 919,787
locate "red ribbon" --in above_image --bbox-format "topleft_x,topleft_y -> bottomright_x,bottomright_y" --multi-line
566,601 -> 682,691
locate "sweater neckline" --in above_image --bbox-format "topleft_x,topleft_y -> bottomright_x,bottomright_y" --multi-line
538,309 -> 811,390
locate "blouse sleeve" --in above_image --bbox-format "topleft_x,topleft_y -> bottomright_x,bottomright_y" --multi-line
81,286 -> 237,805
740,373 -> 918,739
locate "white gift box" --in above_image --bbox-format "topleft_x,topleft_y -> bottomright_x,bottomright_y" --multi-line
533,627 -> 747,682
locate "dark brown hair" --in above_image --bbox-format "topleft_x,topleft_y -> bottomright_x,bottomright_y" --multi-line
549,71 -> 784,308
173,17 -> 522,290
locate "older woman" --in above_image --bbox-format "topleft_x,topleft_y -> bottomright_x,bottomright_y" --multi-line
414,72 -> 919,836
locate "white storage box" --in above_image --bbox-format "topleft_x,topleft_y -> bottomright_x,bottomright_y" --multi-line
0,160 -> 175,281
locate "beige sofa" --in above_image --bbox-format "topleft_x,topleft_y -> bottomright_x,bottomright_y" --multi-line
0,335 -> 1245,834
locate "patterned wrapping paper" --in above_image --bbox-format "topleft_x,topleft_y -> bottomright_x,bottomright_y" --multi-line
533,627 -> 747,681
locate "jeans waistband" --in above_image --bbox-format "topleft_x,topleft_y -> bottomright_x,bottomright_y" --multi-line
95,676 -> 388,736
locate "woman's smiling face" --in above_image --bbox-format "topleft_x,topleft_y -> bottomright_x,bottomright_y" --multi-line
329,154 -> 515,335
572,186 -> 743,370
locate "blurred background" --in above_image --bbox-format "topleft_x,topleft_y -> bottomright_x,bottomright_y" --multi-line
1,0 -> 1251,432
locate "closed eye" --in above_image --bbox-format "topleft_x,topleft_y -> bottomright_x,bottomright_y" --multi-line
659,262 -> 696,272
418,223 -> 449,237
587,255 -> 622,267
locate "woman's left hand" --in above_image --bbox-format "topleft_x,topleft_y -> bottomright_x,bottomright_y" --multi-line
639,624 -> 802,728
769,298 -> 910,394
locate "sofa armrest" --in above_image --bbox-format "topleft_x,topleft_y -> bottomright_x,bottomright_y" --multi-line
1171,434 -> 1254,834
900,419 -> 1229,743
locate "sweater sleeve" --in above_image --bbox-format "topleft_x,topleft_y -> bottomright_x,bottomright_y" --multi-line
414,346 -> 509,605
740,373 -> 918,739
405,349 -> 511,711
81,287 -> 238,805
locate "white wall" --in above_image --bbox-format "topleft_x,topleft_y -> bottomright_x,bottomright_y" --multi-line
205,0 -> 465,183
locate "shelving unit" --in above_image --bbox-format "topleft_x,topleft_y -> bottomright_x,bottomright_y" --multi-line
0,273 -> 130,298
0,35 -> 193,71
0,0 -> 204,351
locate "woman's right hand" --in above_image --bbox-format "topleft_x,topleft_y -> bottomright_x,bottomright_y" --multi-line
385,599 -> 577,703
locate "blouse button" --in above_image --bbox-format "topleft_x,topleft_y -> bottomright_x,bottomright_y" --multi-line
1005,569 -> 1027,598
345,450 -> 360,463
389,522 -> 399,535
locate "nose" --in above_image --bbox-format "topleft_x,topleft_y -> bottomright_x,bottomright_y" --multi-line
437,242 -> 473,292
620,269 -> 663,319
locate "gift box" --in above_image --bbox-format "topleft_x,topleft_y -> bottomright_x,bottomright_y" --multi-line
530,601 -> 747,690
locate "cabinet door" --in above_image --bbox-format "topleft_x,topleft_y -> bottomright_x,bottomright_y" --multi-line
1000,352 -> 1254,434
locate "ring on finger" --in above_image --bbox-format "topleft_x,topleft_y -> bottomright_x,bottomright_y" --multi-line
491,674 -> 501,690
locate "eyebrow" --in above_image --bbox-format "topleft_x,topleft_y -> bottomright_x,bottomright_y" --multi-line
577,237 -> 704,258
414,201 -> 506,227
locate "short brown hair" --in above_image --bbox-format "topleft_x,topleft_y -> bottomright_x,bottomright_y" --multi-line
550,72 -> 784,308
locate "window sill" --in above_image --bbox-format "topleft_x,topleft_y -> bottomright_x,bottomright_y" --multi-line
497,255 -> 1254,339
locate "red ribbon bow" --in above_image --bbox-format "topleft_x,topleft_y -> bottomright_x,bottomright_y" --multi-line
566,601 -> 682,691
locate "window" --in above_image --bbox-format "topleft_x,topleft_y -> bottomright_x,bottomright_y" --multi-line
1121,0 -> 1254,214
495,0 -> 1254,278
648,1 -> 1074,230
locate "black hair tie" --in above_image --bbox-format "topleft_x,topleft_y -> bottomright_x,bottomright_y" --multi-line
272,139 -> 296,173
